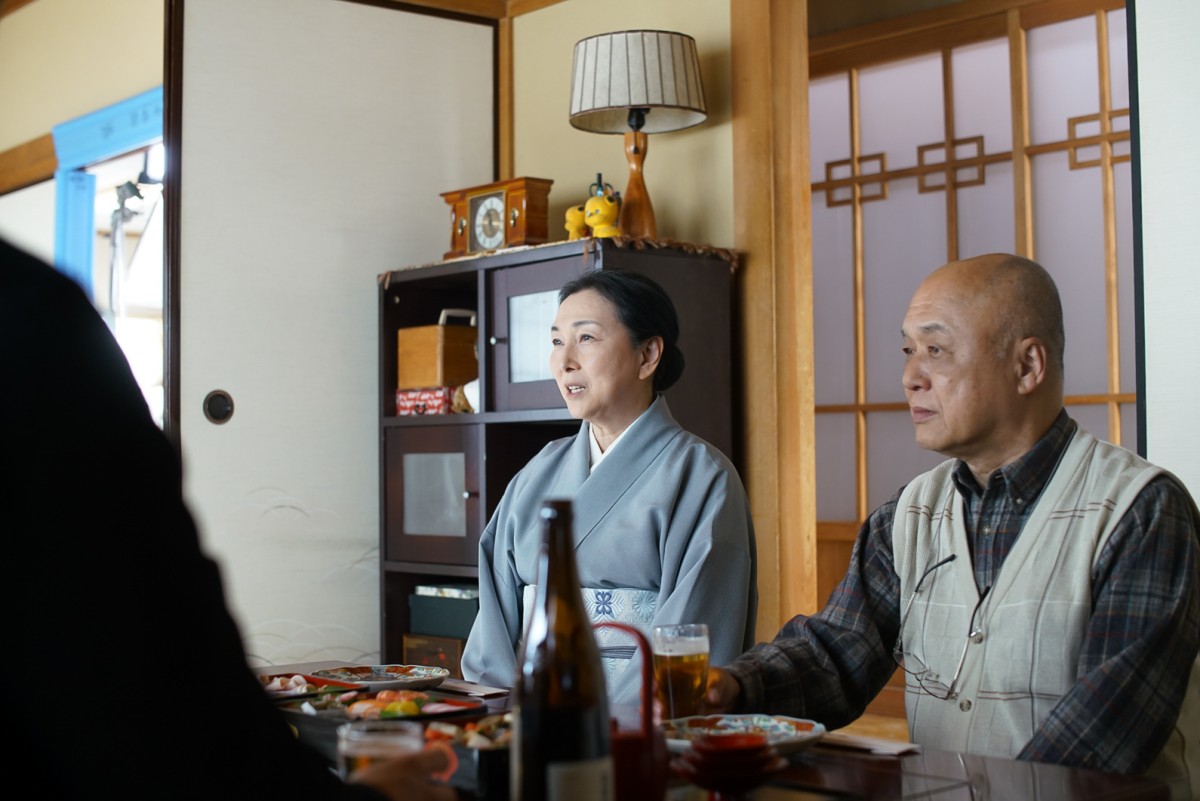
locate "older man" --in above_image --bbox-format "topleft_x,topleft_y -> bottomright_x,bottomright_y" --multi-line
706,254 -> 1199,798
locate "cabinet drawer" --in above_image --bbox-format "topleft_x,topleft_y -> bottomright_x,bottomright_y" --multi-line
383,425 -> 483,565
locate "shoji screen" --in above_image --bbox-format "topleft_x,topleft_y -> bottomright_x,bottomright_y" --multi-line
809,4 -> 1132,604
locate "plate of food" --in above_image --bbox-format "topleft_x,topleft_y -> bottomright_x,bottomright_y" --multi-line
259,672 -> 364,700
277,688 -> 487,765
662,714 -> 826,755
424,714 -> 513,800
311,664 -> 449,690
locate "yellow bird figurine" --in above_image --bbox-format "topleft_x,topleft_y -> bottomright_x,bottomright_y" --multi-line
564,205 -> 589,240
584,193 -> 621,238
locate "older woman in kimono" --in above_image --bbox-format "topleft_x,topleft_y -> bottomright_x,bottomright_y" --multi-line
461,269 -> 758,707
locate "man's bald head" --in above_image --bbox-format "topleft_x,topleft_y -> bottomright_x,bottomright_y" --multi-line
902,253 -> 1067,480
928,253 -> 1065,383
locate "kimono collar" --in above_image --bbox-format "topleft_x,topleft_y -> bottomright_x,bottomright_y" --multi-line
587,402 -> 651,473
566,395 -> 683,549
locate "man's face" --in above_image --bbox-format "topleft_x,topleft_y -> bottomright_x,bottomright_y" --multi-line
900,270 -> 1016,464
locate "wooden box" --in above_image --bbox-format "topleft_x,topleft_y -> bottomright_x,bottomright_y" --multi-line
396,309 -> 477,390
402,633 -> 464,679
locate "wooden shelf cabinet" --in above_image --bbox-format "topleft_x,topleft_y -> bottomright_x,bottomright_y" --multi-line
377,239 -> 736,664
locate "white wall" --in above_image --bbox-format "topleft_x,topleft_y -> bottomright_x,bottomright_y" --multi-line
0,0 -> 161,151
0,0 -> 160,256
514,0 -> 733,248
0,179 -> 55,261
1135,0 -> 1200,496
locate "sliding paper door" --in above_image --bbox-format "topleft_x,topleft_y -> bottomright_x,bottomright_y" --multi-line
172,0 -> 495,666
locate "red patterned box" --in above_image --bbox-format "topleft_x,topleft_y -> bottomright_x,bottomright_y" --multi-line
396,387 -> 455,415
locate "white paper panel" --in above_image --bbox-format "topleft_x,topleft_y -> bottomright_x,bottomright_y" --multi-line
815,412 -> 856,520
1120,402 -> 1137,455
862,177 -> 947,402
809,73 -> 851,182
1114,160 -> 1136,394
1030,151 -> 1106,397
860,52 -> 944,171
957,160 -> 1015,259
1070,403 -> 1110,445
951,38 -> 1011,153
867,411 -> 944,511
1107,9 -> 1129,113
812,200 -> 855,404
178,0 -> 494,667
1028,16 -> 1100,146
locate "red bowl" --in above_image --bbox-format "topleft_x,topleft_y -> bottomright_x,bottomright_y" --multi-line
671,754 -> 788,795
682,752 -> 779,779
692,733 -> 769,754
685,733 -> 777,776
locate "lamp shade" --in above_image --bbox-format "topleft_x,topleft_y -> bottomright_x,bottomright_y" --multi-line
569,30 -> 707,134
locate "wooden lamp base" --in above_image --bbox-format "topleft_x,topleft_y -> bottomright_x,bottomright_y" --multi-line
618,131 -> 656,239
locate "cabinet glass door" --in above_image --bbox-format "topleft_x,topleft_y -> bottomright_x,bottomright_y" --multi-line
489,257 -> 587,410
384,425 -> 482,565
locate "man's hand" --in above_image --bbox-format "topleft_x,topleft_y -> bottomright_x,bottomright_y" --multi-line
702,667 -> 741,713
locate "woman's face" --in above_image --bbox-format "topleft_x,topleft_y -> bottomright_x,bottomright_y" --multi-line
550,288 -> 660,439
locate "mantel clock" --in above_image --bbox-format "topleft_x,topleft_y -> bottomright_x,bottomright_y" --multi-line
440,177 -> 554,259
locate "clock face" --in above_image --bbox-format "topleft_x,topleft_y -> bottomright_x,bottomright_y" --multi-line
470,193 -> 506,251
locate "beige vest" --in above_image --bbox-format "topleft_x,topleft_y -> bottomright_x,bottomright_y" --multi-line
893,427 -> 1199,799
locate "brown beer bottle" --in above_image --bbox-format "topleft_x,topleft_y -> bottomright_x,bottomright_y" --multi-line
510,499 -> 614,801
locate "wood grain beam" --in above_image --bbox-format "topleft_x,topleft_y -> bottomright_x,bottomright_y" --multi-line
0,0 -> 37,19
497,16 -> 513,179
0,133 -> 56,195
733,0 -> 815,635
507,0 -> 562,15
387,0 -> 507,19
1009,8 -> 1034,257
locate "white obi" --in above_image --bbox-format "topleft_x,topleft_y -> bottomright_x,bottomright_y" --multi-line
522,585 -> 658,686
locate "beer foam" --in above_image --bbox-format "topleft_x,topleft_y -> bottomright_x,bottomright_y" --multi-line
654,639 -> 709,657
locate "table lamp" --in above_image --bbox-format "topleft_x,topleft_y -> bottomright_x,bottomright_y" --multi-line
569,30 -> 708,239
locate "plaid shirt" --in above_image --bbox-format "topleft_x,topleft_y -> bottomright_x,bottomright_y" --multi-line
725,410 -> 1200,774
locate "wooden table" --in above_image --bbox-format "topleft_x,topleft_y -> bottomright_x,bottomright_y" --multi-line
756,746 -> 1166,801
254,661 -> 1168,800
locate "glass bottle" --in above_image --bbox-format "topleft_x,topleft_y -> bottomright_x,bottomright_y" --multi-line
510,499 -> 614,801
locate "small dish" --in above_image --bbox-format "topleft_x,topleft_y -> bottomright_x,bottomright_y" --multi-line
663,714 -> 825,755
311,664 -> 449,690
259,673 -> 364,699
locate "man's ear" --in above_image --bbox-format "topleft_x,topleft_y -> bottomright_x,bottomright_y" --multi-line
1015,336 -> 1048,395
639,335 -> 664,380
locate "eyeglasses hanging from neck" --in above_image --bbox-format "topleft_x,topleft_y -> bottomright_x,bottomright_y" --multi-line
893,553 -> 992,701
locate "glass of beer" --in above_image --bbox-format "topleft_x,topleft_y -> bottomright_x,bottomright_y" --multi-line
336,719 -> 424,780
653,623 -> 710,720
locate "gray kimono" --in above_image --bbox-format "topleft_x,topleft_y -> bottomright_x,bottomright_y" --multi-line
461,396 -> 758,708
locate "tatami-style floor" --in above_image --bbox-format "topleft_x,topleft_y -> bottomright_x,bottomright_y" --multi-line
834,713 -> 910,742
